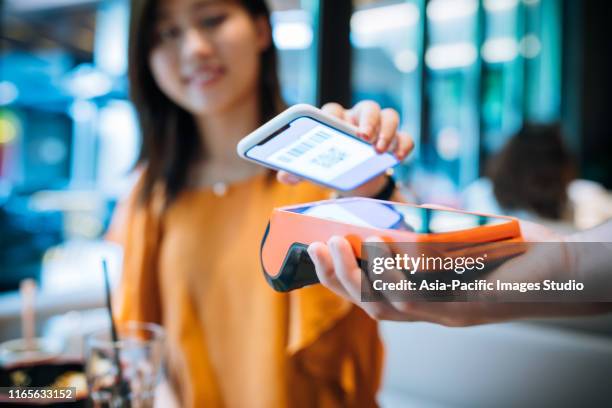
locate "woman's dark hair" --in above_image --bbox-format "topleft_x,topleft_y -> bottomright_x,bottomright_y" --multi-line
487,123 -> 576,220
128,0 -> 284,205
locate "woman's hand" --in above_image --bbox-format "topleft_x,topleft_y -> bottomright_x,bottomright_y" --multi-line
277,101 -> 414,197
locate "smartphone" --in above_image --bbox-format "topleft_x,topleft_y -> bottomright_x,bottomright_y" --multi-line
237,104 -> 399,191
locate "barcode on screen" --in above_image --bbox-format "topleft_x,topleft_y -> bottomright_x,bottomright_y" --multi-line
276,131 -> 331,163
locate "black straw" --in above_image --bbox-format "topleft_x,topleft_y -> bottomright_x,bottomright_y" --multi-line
102,259 -> 130,403
102,260 -> 120,349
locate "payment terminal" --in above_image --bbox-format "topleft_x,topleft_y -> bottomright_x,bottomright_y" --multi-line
260,198 -> 523,292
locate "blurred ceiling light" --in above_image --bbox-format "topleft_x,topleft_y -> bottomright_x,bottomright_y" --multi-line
273,22 -> 313,50
519,34 -> 542,58
64,64 -> 112,99
425,43 -> 477,70
436,127 -> 461,161
95,0 -> 129,76
0,82 -> 19,105
483,0 -> 519,13
427,0 -> 477,22
351,3 -> 420,36
393,50 -> 419,73
482,37 -> 519,63
271,10 -> 313,50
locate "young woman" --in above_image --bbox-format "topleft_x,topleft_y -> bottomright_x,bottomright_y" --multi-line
111,0 -> 413,406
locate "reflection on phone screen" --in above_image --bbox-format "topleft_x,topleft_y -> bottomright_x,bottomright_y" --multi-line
302,201 -> 404,230
293,199 -> 510,233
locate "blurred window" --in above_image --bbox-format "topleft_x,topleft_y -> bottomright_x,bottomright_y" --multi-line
270,0 -> 320,105
424,0 -> 480,188
1,0 -> 564,199
1,0 -> 99,190
350,0 -> 563,193
351,0 -> 422,181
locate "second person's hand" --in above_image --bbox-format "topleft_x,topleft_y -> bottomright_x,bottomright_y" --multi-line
307,221 -> 612,326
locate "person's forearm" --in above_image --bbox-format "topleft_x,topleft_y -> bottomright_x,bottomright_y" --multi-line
565,220 -> 612,279
565,220 -> 612,310
566,220 -> 612,243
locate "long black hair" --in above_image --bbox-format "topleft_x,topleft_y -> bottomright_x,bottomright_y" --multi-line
128,0 -> 284,206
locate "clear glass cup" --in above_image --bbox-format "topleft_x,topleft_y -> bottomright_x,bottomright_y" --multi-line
84,322 -> 164,408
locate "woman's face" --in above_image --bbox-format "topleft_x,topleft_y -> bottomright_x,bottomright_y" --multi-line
149,0 -> 270,116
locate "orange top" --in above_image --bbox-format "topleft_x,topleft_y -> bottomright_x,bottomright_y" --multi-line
109,173 -> 383,407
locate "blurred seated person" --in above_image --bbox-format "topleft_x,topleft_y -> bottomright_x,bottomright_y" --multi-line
463,124 -> 612,234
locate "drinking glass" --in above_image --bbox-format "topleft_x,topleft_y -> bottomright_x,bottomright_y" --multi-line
84,322 -> 164,408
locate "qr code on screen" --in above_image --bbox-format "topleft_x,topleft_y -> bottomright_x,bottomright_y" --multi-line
311,147 -> 347,169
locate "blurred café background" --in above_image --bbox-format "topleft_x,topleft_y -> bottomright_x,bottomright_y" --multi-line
1,0 -> 611,406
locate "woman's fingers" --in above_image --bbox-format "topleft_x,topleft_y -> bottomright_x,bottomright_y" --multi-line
321,102 -> 347,120
394,130 -> 414,161
375,108 -> 400,153
322,101 -> 414,161
349,101 -> 382,142
276,170 -> 302,185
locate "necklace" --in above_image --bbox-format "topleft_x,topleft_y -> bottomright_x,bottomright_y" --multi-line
212,181 -> 229,197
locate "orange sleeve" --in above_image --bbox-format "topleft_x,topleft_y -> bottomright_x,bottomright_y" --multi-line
271,182 -> 383,407
287,286 -> 383,407
107,179 -> 163,325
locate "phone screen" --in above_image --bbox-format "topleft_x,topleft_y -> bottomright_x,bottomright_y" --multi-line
245,116 -> 398,190
292,199 -> 512,233
302,200 -> 403,229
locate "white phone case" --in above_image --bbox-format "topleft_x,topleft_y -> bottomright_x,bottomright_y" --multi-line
236,103 -> 360,160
